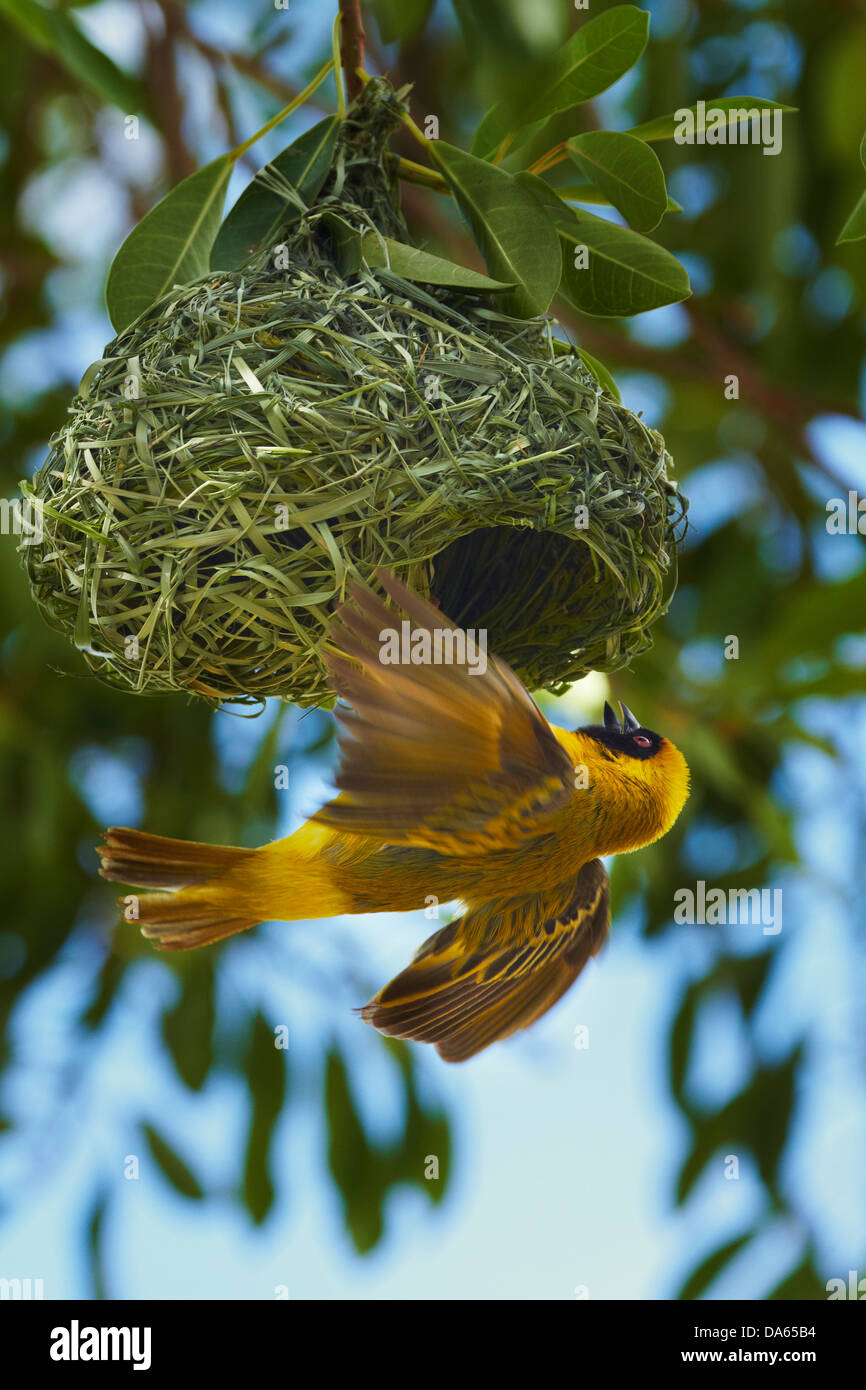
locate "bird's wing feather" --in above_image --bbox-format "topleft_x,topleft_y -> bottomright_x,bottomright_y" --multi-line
315,569 -> 574,854
361,859 -> 610,1062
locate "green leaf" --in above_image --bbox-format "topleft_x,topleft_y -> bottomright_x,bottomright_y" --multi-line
528,5 -> 649,119
141,1122 -> 205,1200
241,1012 -> 287,1226
321,211 -> 362,274
470,103 -> 513,161
373,0 -> 434,44
380,1038 -> 451,1203
576,347 -> 620,401
210,116 -> 340,271
325,1049 -> 383,1254
361,233 -> 513,290
161,958 -> 215,1092
0,0 -> 146,114
106,155 -> 234,332
567,131 -> 668,233
551,182 -> 681,215
470,6 -> 649,160
837,189 -> 866,244
518,173 -> 690,316
86,1188 -> 110,1301
628,97 -> 796,144
557,208 -> 689,319
80,952 -> 126,1031
560,185 -> 682,216
730,950 -> 775,1016
675,1044 -> 803,1204
677,1231 -> 756,1301
669,980 -> 704,1109
430,142 -> 561,316
768,1255 -> 828,1300
501,107 -> 588,169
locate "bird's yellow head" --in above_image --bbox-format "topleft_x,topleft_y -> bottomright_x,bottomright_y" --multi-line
571,700 -> 690,857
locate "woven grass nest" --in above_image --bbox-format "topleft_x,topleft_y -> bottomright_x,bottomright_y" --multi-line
25,80 -> 685,709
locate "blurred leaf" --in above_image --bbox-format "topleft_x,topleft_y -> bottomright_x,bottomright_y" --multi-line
106,155 -> 233,332
677,1230 -> 756,1300
729,950 -> 776,1017
676,1044 -> 803,1203
837,189 -> 866,244
373,0 -> 434,44
323,1042 -> 450,1251
679,726 -> 796,861
669,980 -> 703,1111
471,6 -> 649,160
381,1038 -> 450,1203
86,1187 -> 110,1301
454,0 -> 557,120
324,1048 -> 382,1254
241,1012 -> 287,1226
141,1122 -> 205,1200
80,951 -> 126,1031
241,705 -> 286,819
628,97 -> 796,144
431,142 -> 561,315
210,116 -> 340,271
0,0 -> 147,114
566,131 -> 667,233
768,1254 -> 829,1300
161,958 -> 215,1092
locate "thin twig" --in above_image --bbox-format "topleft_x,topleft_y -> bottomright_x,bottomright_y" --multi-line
397,156 -> 450,193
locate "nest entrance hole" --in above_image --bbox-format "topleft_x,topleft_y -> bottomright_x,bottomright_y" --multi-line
428,527 -> 594,685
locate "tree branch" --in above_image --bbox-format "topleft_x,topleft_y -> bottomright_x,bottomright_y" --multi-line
339,0 -> 366,101
145,2 -> 196,184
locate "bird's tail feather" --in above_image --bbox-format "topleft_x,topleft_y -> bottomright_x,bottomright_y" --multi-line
98,827 -> 260,951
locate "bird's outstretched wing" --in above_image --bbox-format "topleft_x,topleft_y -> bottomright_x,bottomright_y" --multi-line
315,569 -> 574,854
361,859 -> 610,1062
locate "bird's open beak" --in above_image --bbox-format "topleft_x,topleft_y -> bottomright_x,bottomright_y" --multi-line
620,701 -> 640,732
603,700 -> 620,730
603,700 -> 641,733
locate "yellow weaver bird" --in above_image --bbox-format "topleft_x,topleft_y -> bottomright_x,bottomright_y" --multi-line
98,572 -> 689,1062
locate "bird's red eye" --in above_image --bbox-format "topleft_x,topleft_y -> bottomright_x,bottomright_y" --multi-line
633,734 -> 652,747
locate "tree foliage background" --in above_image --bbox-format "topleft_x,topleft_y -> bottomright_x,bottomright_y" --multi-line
0,0 -> 864,1299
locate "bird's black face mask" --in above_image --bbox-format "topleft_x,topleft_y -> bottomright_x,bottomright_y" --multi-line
579,701 -> 663,761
